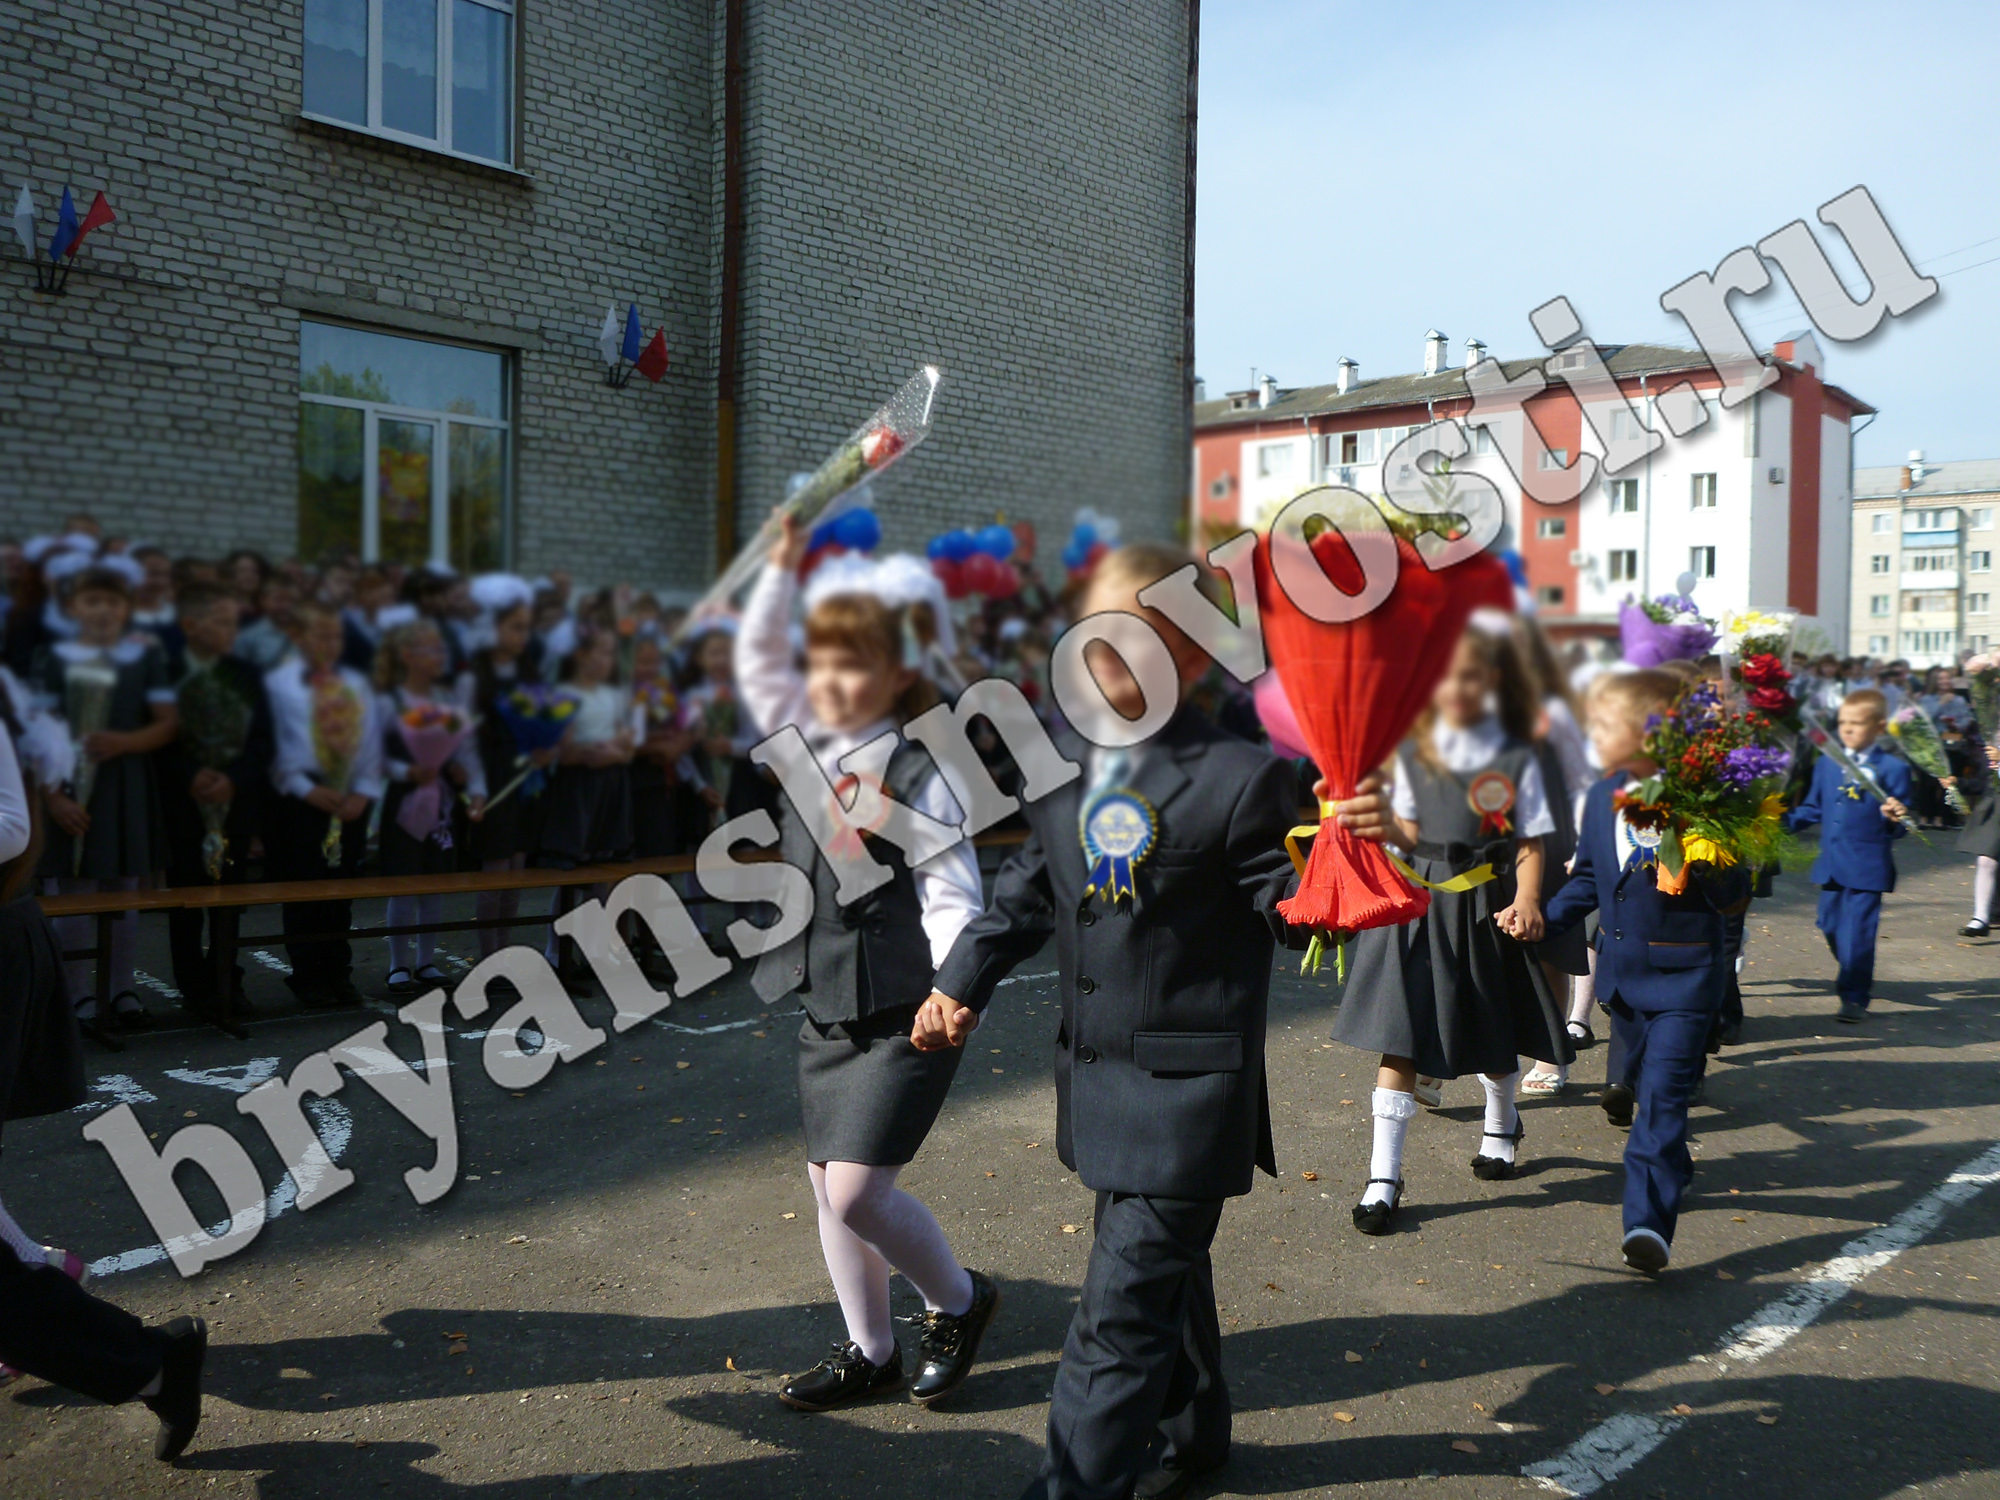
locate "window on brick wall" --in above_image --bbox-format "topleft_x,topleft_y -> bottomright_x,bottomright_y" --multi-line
1535,584 -> 1564,607
304,0 -> 515,166
1968,594 -> 1991,616
299,320 -> 510,569
1536,517 -> 1566,539
1871,554 -> 1892,574
1869,595 -> 1890,616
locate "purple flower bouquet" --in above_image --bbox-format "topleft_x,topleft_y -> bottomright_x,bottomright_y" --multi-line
1619,594 -> 1718,668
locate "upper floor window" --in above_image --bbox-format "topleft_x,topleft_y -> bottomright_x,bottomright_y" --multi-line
1608,478 -> 1638,514
1538,447 -> 1570,471
1690,473 -> 1717,509
1256,443 -> 1295,479
1607,549 -> 1639,582
1871,513 -> 1894,533
1870,554 -> 1892,574
1973,508 -> 1996,530
1689,545 -> 1716,579
304,0 -> 515,166
1536,517 -> 1566,539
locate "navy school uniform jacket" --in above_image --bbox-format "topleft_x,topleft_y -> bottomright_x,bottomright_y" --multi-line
1786,741 -> 1911,892
934,710 -> 1299,1201
1543,772 -> 1751,1014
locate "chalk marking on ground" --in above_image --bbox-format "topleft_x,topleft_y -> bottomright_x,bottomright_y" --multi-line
89,1099 -> 353,1279
1524,1138 -> 2000,1495
247,949 -> 293,976
132,969 -> 182,1000
70,1074 -> 158,1111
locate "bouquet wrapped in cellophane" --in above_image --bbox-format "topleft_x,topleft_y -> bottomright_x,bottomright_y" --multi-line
1716,607 -> 1802,736
482,685 -> 580,817
176,665 -> 255,879
1615,680 -> 1794,894
1618,593 -> 1716,667
1887,701 -> 1967,814
394,702 -> 475,846
1963,651 -> 2000,742
674,366 -> 941,642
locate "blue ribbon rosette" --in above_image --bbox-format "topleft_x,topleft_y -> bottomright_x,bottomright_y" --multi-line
1081,789 -> 1158,904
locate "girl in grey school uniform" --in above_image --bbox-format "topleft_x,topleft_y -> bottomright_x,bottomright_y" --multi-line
736,529 -> 998,1415
1335,621 -> 1572,1235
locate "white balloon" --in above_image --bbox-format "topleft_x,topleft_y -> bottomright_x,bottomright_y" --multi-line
1675,570 -> 1698,597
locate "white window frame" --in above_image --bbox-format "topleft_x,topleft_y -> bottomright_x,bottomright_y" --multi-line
299,327 -> 512,567
1608,549 -> 1639,582
1868,635 -> 1891,655
1534,584 -> 1564,607
1971,550 -> 1994,573
1608,477 -> 1638,514
1967,593 -> 1990,616
1870,554 -> 1892,574
1871,512 -> 1894,533
1973,508 -> 1994,530
1256,442 -> 1296,480
1689,545 -> 1716,579
302,0 -> 518,168
1690,473 -> 1717,509
1869,594 -> 1890,617
1539,447 -> 1571,471
1536,517 -> 1566,539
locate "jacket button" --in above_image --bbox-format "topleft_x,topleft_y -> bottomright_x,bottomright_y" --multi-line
1077,1045 -> 1099,1063
1616,890 -> 1626,901
1077,975 -> 1097,994
1079,908 -> 1097,926
1613,930 -> 1622,940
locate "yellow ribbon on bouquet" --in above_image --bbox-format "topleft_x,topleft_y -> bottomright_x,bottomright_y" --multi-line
1285,802 -> 1498,893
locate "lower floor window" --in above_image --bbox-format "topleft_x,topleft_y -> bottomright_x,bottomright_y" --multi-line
1689,545 -> 1717,579
298,319 -> 510,569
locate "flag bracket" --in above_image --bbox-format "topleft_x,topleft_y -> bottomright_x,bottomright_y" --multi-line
15,185 -> 116,296
604,357 -> 636,390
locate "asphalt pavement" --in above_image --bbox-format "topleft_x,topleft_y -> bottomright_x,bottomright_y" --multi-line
2,836 -> 1997,1499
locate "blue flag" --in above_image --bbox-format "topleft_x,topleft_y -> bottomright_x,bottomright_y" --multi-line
48,186 -> 78,263
621,304 -> 642,363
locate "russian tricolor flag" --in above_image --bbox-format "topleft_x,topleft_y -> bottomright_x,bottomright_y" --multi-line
47,187 -> 114,263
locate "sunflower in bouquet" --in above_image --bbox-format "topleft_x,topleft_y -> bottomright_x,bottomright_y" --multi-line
1615,681 -> 1794,894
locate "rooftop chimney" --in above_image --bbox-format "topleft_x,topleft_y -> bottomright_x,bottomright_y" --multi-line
1335,358 -> 1358,395
1258,374 -> 1278,409
1908,448 -> 1927,484
1192,376 -> 1207,404
1423,329 -> 1448,376
1463,338 -> 1486,371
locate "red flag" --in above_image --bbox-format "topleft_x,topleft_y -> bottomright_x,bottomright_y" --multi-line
1253,529 -> 1514,938
634,328 -> 669,382
70,191 -> 115,255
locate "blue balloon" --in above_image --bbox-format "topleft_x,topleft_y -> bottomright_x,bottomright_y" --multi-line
832,509 -> 881,551
809,520 -> 837,549
975,524 -> 1016,561
925,533 -> 951,560
1061,543 -> 1086,570
941,529 -> 979,562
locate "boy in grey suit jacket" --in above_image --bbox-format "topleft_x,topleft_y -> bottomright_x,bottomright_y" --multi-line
915,545 -> 1391,1500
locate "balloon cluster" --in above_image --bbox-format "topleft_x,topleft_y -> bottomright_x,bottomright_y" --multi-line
800,507 -> 882,576
1060,507 -> 1122,578
927,524 -> 1019,600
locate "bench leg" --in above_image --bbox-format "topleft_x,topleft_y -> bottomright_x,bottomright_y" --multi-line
206,908 -> 249,1041
87,910 -> 123,1052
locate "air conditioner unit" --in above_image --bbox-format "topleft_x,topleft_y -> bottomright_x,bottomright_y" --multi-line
1569,549 -> 1590,568
1769,466 -> 1786,483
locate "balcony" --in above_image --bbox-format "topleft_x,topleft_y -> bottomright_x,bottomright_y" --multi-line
1903,528 -> 1960,547
1901,570 -> 1959,590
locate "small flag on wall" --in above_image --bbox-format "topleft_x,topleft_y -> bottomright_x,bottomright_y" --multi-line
634,327 -> 669,382
596,302 -> 669,388
47,186 -> 79,262
11,184 -> 34,257
71,191 -> 115,256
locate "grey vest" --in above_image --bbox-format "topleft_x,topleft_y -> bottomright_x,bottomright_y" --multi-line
751,742 -> 941,1024
1401,738 -> 1538,874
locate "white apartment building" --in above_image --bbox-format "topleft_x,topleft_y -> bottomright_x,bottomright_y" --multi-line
1849,455 -> 2000,665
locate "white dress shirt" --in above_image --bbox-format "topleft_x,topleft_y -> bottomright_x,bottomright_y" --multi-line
737,563 -> 984,966
265,659 -> 385,801
1391,714 -> 1556,839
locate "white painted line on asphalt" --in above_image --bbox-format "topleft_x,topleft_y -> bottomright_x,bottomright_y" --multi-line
248,949 -> 294,976
163,1058 -> 283,1095
133,969 -> 183,1000
1524,1138 -> 2000,1496
651,1009 -> 803,1037
70,1073 -> 159,1111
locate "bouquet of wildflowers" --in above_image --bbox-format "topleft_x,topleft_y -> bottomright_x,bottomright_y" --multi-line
393,702 -> 474,845
484,684 -> 579,814
1963,651 -> 2000,742
1615,681 -> 1792,894
1619,593 -> 1717,667
1887,701 -> 1967,814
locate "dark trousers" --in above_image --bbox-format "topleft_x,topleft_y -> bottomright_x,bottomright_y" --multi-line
162,816 -> 246,1009
0,1242 -> 162,1403
1609,1001 -> 1710,1244
264,794 -> 367,986
1035,1192 -> 1228,1500
1816,882 -> 1882,1007
1717,908 -> 1746,1034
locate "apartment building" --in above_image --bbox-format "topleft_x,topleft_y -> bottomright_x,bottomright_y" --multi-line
1850,455 -> 2000,665
1193,330 -> 1871,647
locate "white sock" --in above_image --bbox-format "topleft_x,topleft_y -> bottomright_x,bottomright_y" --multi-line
1570,957 -> 1598,1026
0,1195 -> 44,1264
1479,1071 -> 1522,1163
1365,1089 -> 1420,1207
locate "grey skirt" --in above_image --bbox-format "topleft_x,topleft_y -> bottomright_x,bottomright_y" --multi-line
798,1003 -> 963,1166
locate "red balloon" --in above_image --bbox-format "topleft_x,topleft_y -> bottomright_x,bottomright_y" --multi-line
962,553 -> 1004,594
983,562 -> 1022,599
1085,539 -> 1109,565
931,556 -> 970,600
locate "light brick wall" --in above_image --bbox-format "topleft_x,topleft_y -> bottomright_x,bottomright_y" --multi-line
0,0 -> 1192,589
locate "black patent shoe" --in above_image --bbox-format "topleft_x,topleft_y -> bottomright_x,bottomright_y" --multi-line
111,992 -> 157,1032
1351,1178 -> 1403,1236
778,1341 -> 905,1412
1602,1082 -> 1636,1129
911,1269 -> 1000,1407
145,1315 -> 207,1461
1961,919 -> 1990,938
1471,1120 -> 1524,1181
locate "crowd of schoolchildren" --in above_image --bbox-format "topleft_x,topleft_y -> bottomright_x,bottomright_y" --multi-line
1,512 -> 1991,1499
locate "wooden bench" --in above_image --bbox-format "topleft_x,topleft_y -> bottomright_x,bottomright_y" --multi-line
39,832 -> 1031,1048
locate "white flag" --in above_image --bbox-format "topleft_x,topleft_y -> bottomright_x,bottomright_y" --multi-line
12,184 -> 33,258
596,304 -> 620,366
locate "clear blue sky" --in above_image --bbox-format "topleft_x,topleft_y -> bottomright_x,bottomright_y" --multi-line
1194,0 -> 2000,470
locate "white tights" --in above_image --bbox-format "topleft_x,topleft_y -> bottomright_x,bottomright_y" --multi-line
1570,949 -> 1598,1027
0,1194 -> 42,1263
48,876 -> 141,1016
385,894 -> 443,975
808,1160 -> 973,1365
1976,856 -> 1997,925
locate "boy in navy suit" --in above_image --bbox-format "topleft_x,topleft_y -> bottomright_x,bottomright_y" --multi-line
1534,670 -> 1749,1275
913,544 -> 1387,1500
1786,688 -> 1911,1023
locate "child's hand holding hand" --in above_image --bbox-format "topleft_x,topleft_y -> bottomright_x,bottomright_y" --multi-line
1495,900 -> 1544,943
910,991 -> 978,1051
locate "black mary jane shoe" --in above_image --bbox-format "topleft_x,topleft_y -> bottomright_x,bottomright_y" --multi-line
144,1315 -> 207,1461
1351,1178 -> 1403,1236
384,968 -> 421,1000
910,1269 -> 1001,1407
111,992 -> 157,1033
1471,1120 -> 1524,1181
1961,919 -> 1990,939
778,1341 -> 905,1413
